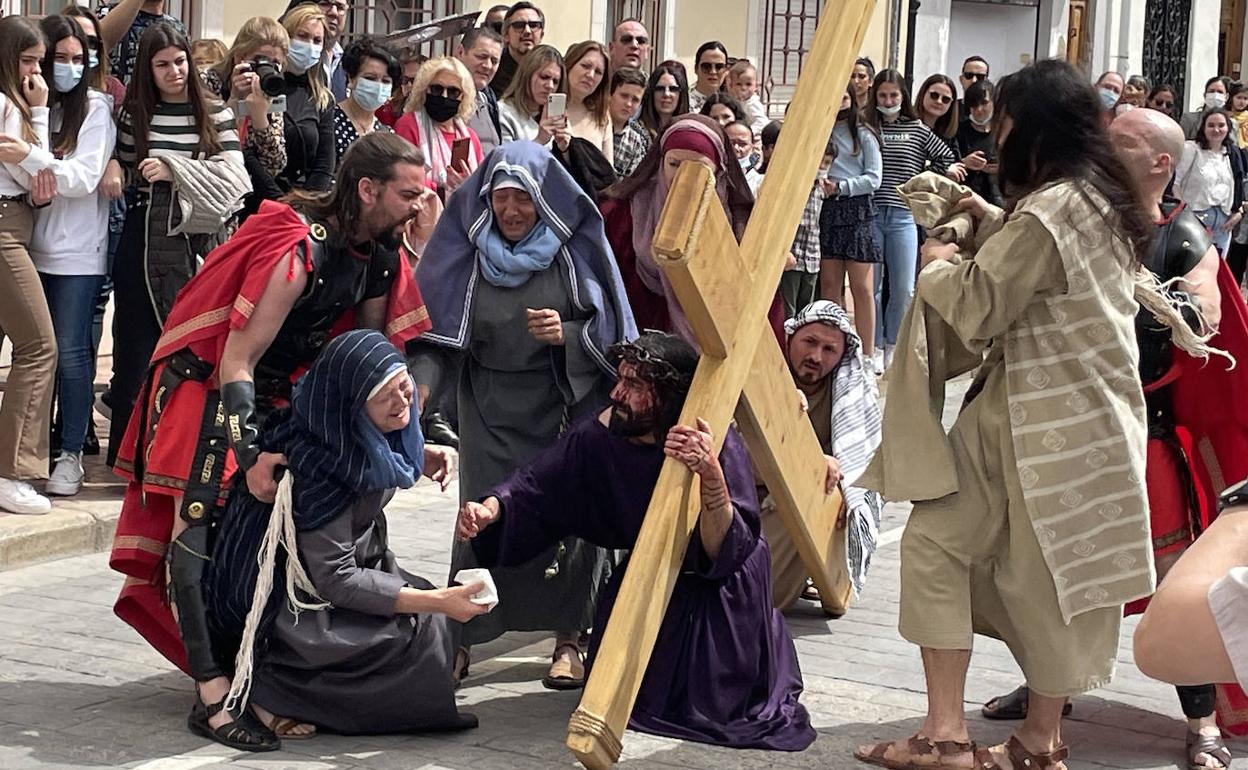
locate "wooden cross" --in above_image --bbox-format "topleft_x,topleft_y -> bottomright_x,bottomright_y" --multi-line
565,3 -> 877,767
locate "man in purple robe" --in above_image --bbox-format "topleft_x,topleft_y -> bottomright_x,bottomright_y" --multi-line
456,331 -> 815,752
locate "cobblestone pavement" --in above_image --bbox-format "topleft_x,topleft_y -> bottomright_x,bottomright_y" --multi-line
0,378 -> 1242,769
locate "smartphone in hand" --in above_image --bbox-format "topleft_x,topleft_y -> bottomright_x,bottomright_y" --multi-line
451,137 -> 471,171
546,92 -> 567,119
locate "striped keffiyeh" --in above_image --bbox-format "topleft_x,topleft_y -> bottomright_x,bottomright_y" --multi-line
785,300 -> 884,595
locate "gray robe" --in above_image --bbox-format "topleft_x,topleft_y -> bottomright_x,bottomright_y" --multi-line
250,489 -> 462,734
451,263 -> 614,645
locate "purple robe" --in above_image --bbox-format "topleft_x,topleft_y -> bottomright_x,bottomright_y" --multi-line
472,415 -> 815,751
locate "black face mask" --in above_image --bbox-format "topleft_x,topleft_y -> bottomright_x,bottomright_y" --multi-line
837,108 -> 851,122
424,92 -> 462,123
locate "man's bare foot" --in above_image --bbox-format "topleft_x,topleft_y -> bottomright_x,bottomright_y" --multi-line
197,677 -> 234,731
251,703 -> 317,739
854,733 -> 976,769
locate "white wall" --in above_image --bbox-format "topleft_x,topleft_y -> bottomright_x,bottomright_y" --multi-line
912,0 -> 952,84
1187,0 -> 1223,112
945,0 -> 1039,83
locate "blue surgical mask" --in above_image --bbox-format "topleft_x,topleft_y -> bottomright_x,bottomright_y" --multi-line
352,78 -> 391,112
1097,87 -> 1119,110
738,155 -> 754,171
52,62 -> 84,93
286,39 -> 323,75
88,50 -> 99,70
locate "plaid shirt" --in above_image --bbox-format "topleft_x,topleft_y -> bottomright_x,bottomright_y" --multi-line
96,5 -> 187,86
613,120 -> 652,178
789,182 -> 825,274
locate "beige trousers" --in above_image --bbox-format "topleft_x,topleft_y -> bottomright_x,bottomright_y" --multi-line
0,201 -> 55,479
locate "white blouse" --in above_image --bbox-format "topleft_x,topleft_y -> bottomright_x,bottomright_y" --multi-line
1176,141 -> 1236,214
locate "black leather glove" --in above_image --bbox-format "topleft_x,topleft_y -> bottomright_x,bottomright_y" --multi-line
220,380 -> 261,472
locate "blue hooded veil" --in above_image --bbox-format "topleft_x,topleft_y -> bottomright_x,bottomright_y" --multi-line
416,141 -> 637,373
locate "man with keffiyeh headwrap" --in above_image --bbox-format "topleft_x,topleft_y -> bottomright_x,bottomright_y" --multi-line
202,330 -> 483,741
761,300 -> 884,610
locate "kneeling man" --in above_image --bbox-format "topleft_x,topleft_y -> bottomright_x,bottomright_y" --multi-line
457,331 -> 815,751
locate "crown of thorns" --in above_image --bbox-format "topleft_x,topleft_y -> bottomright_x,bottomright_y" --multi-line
607,340 -> 695,392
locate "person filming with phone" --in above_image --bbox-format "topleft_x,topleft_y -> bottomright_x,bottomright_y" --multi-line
498,44 -> 569,151
395,56 -> 483,199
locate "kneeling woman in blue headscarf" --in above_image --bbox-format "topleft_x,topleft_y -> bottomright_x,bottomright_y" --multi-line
203,330 -> 487,744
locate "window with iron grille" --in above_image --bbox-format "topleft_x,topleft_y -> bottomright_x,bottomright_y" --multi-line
759,0 -> 822,118
609,0 -> 664,71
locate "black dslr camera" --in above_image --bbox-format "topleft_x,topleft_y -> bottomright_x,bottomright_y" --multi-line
245,55 -> 285,97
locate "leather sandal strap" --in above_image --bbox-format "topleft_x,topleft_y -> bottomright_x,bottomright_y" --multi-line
934,739 -> 976,756
1006,735 -> 1069,769
553,642 -> 583,661
1189,733 -> 1233,768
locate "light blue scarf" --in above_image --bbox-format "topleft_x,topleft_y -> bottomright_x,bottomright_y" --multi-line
475,217 -> 564,288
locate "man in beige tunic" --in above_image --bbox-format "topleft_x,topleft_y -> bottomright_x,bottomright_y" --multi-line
856,61 -> 1166,770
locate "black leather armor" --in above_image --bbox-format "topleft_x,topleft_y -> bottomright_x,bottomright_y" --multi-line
1137,198 -> 1211,436
253,219 -> 401,405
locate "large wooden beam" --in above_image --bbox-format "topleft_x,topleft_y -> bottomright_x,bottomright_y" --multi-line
565,3 -> 876,767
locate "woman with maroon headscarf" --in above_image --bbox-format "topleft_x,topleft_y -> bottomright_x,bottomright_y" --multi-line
601,113 -> 783,344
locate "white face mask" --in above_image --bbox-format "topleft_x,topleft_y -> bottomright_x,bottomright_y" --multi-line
286,39 -> 323,75
969,109 -> 993,127
52,62 -> 84,93
352,78 -> 391,112
877,103 -> 902,118
1206,92 -> 1229,110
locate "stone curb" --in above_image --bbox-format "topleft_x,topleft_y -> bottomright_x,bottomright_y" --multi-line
0,503 -> 121,571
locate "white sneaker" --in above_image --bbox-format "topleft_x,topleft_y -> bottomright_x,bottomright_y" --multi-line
0,477 -> 52,514
46,451 -> 84,497
883,344 -> 896,370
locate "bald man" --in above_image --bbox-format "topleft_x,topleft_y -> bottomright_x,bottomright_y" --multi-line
981,106 -> 1230,770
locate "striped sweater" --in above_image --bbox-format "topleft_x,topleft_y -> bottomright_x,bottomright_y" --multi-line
876,117 -> 956,210
116,99 -> 242,172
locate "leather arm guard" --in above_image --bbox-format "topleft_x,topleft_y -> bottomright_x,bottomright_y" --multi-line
221,380 -> 261,472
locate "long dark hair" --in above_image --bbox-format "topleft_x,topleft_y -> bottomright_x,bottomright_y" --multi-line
123,22 -> 221,161
60,6 -> 108,92
994,60 -> 1152,261
640,61 -> 689,138
0,17 -> 46,144
837,85 -> 873,156
1195,108 -> 1234,150
915,73 -> 960,139
863,68 -> 917,131
698,91 -> 745,122
283,131 -> 426,246
1148,83 -> 1177,118
40,16 -> 90,157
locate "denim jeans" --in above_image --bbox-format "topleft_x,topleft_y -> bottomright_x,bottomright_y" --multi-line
1194,206 -> 1234,256
873,205 -> 919,347
40,273 -> 104,455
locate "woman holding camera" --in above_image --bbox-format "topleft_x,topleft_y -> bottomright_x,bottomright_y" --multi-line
277,4 -> 335,192
18,16 -> 117,497
333,36 -> 398,162
395,56 -> 482,196
201,17 -> 289,215
105,23 -> 250,466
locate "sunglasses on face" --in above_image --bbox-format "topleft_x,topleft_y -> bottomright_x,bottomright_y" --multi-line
486,21 -> 503,33
699,62 -> 726,73
428,84 -> 463,99
962,72 -> 987,81
509,20 -> 544,31
1154,101 -> 1173,109
318,0 -> 348,13
401,76 -> 416,86
927,92 -> 952,105
653,85 -> 680,95
618,34 -> 649,45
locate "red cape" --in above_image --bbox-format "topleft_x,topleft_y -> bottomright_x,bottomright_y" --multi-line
154,200 -> 431,370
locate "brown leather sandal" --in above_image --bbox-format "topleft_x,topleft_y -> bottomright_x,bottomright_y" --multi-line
974,735 -> 1069,770
1187,730 -> 1232,770
542,642 -> 585,691
855,734 -> 977,769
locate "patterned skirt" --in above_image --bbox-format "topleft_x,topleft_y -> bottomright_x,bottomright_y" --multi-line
819,194 -> 882,263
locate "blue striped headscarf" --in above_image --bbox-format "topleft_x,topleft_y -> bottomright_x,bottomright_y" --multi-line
272,329 -> 425,530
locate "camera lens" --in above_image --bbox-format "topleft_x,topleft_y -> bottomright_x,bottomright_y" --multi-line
251,57 -> 285,97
